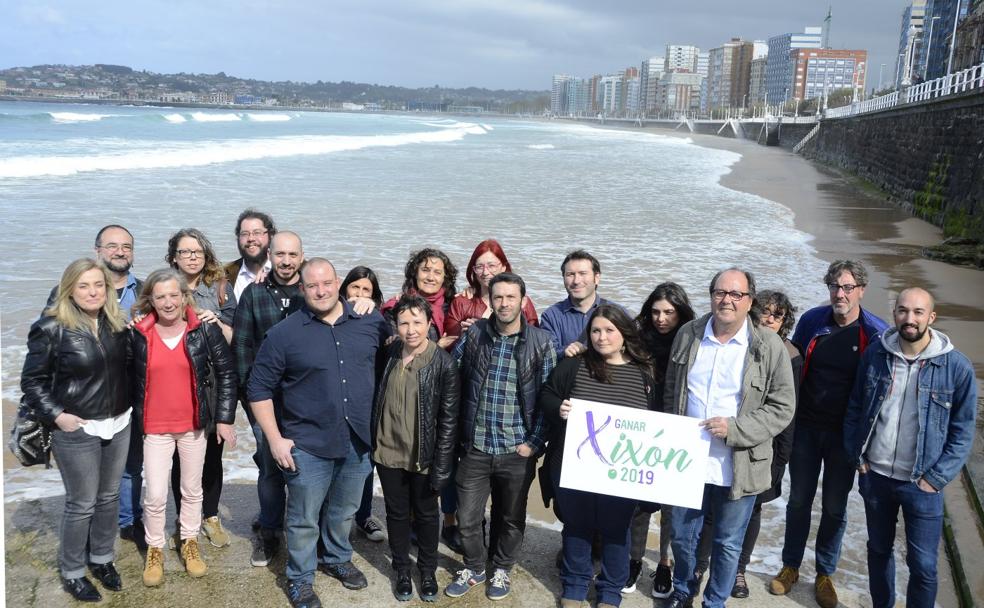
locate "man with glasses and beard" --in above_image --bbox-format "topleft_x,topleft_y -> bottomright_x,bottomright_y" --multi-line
233,230 -> 305,568
770,260 -> 888,608
845,288 -> 976,608
224,208 -> 276,301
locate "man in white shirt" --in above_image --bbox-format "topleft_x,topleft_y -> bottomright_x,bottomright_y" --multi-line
661,268 -> 796,608
223,208 -> 276,301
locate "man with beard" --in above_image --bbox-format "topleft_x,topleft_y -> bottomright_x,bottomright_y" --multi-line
233,230 -> 305,568
662,268 -> 795,608
225,208 -> 276,301
44,225 -> 146,548
845,288 -> 976,608
248,258 -> 390,608
770,260 -> 888,608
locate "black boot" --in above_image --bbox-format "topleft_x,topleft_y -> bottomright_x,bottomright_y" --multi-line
62,576 -> 102,602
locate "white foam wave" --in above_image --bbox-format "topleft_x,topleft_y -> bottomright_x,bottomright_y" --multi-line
49,112 -> 116,123
481,124 -> 494,131
190,112 -> 242,122
246,113 -> 291,122
163,113 -> 187,123
0,125 -> 489,178
527,144 -> 554,150
421,120 -> 483,130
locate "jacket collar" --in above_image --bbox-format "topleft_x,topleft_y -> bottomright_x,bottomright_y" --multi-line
134,305 -> 201,336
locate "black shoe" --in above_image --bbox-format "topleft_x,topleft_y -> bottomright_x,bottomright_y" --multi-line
62,576 -> 102,602
251,529 -> 280,567
394,570 -> 413,601
650,563 -> 673,598
622,559 -> 643,594
120,522 -> 147,551
665,596 -> 695,608
286,579 -> 322,608
320,561 -> 368,590
441,524 -> 464,554
89,562 -> 123,591
732,569 -> 750,598
419,570 -> 438,602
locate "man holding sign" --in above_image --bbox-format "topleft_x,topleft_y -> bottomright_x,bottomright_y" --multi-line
662,268 -> 796,608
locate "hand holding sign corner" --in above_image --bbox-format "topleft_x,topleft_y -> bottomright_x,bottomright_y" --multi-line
559,398 -> 711,510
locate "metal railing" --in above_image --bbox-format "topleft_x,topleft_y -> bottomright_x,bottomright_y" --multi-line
825,61 -> 984,119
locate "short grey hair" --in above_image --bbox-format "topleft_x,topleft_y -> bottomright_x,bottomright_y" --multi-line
709,267 -> 757,300
824,260 -> 868,287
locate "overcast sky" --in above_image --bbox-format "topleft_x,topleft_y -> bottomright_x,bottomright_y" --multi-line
1,0 -> 912,91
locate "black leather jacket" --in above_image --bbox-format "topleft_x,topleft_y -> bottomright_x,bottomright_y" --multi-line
21,314 -> 130,425
372,341 -> 460,490
131,308 -> 237,430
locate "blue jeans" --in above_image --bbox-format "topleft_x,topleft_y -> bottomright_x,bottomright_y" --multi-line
555,470 -> 636,606
53,424 -> 131,578
282,438 -> 371,584
781,425 -> 856,575
670,484 -> 756,608
860,471 -> 943,608
355,462 -> 375,525
117,421 -> 143,527
251,420 -> 286,531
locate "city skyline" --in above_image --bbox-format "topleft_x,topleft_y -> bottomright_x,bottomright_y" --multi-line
2,1 -> 908,91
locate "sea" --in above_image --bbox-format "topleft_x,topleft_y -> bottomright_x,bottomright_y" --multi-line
1,101 -> 889,595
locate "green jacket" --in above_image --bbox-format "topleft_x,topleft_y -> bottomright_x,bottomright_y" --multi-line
664,313 -> 796,500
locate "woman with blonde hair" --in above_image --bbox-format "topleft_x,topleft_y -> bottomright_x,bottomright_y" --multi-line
21,258 -> 131,602
131,268 -> 237,587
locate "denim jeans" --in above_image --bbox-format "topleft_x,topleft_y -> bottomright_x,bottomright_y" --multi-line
117,420 -> 144,527
355,463 -> 375,525
859,471 -> 943,608
377,465 -> 440,572
251,419 -> 286,531
455,447 -> 536,573
670,484 -> 756,608
282,437 -> 371,584
781,425 -> 856,574
52,423 -> 131,579
555,472 -> 636,606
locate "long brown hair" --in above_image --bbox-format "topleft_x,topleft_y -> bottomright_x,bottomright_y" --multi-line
46,258 -> 125,333
583,304 -> 653,384
165,228 -> 225,287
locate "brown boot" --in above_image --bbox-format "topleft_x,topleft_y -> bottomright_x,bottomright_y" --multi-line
769,566 -> 798,595
181,538 -> 208,578
814,574 -> 838,608
142,547 -> 164,587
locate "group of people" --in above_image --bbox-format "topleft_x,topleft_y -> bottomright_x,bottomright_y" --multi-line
20,208 -> 977,608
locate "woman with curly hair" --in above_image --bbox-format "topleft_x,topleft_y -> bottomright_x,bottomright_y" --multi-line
381,248 -> 459,349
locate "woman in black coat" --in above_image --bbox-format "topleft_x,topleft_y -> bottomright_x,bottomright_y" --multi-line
20,258 -> 131,602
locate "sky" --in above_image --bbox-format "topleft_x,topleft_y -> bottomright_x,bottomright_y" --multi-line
1,0 -> 913,91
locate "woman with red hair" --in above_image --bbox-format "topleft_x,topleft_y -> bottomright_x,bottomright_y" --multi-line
444,239 -> 538,343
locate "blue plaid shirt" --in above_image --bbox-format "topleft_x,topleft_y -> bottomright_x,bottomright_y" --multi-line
453,323 -> 555,455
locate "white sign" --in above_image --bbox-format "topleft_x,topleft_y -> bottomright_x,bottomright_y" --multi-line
559,398 -> 711,509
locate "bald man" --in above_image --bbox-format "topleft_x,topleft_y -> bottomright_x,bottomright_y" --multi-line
844,288 -> 977,608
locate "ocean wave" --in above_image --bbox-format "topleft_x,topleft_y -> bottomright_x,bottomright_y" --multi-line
527,144 -> 554,150
49,112 -> 118,123
245,113 -> 291,122
162,113 -> 187,123
190,112 -> 242,122
0,124 -> 489,178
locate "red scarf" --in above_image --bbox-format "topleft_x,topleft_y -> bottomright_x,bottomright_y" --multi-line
382,287 -> 447,337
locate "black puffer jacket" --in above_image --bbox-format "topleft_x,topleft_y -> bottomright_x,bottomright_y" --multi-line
372,341 -> 460,490
131,307 -> 237,430
21,314 -> 130,425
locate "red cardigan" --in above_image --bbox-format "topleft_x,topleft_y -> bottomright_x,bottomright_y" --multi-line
444,294 -> 538,344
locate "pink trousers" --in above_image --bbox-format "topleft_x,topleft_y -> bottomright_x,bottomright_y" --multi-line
143,430 -> 206,549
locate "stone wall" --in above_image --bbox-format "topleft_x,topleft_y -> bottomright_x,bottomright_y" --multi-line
800,90 -> 984,241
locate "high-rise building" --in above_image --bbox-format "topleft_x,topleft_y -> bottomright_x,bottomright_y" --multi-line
749,57 -> 768,105
551,74 -> 571,115
640,56 -> 665,115
665,45 -> 700,72
765,26 -> 823,102
952,0 -> 984,70
791,48 -> 868,102
657,71 -> 704,114
625,77 -> 641,115
696,52 -> 710,76
588,75 -> 602,114
600,75 -> 622,115
564,77 -> 591,116
922,0 -> 971,79
897,2 -> 928,87
706,38 -> 755,109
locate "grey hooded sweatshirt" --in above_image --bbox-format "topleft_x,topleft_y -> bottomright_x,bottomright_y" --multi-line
865,327 -> 953,481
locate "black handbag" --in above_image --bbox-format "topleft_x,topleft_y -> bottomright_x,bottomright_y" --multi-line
9,325 -> 60,468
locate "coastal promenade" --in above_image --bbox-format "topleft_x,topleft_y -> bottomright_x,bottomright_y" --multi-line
4,480 -> 952,608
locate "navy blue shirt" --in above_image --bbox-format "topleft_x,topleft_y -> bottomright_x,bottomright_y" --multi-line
247,301 -> 390,459
539,294 -> 622,358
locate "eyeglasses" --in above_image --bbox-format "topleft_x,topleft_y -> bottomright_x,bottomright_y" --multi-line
827,283 -> 860,294
711,289 -> 750,301
238,229 -> 268,239
176,249 -> 205,259
473,262 -> 503,273
761,309 -> 785,320
98,242 -> 133,252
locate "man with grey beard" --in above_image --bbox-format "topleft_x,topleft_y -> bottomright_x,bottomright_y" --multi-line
844,287 -> 976,608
